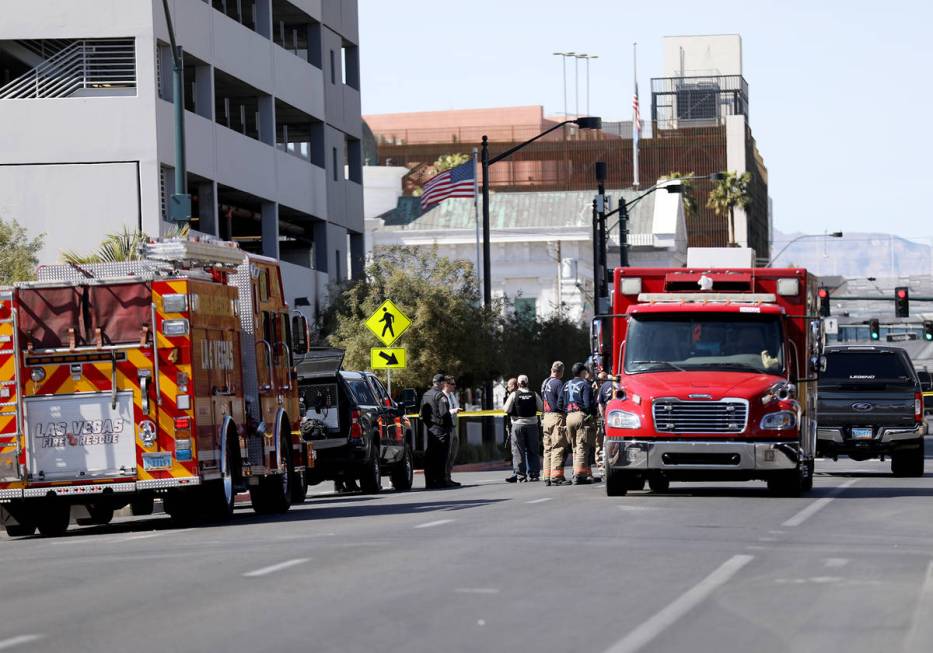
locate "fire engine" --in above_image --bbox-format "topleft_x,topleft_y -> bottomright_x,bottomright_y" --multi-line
0,238 -> 312,536
598,261 -> 823,496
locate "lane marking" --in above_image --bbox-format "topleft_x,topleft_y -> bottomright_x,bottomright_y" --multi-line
904,560 -> 933,653
603,554 -> 754,653
243,558 -> 310,578
781,479 -> 857,527
473,480 -> 500,485
455,588 -> 500,594
0,635 -> 44,651
526,497 -> 553,504
825,558 -> 849,568
414,519 -> 454,529
121,528 -> 193,542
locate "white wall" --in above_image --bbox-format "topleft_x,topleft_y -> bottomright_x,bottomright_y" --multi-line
662,34 -> 742,77
0,162 -> 141,264
362,166 -> 407,219
726,114 -> 749,247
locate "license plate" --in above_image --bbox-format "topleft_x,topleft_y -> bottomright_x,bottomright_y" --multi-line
142,452 -> 173,471
851,427 -> 873,440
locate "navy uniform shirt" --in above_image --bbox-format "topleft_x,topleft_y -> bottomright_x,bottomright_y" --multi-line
540,377 -> 564,414
559,377 -> 595,414
598,380 -> 615,406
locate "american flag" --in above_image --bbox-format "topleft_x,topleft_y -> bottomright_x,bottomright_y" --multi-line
632,81 -> 641,140
419,159 -> 476,211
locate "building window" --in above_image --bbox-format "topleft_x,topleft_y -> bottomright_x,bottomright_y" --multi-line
334,250 -> 341,281
332,147 -> 339,181
330,49 -> 336,84
514,298 -> 537,320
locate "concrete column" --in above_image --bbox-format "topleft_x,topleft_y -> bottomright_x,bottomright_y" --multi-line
307,23 -> 323,69
312,220 -> 329,271
261,201 -> 279,259
255,0 -> 273,39
195,64 -> 213,120
197,181 -> 218,235
258,95 -> 275,146
725,114 -> 749,248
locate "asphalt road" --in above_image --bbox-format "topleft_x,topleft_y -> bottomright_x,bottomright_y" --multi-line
4,447 -> 933,653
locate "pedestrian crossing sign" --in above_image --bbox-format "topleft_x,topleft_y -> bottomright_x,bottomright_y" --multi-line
365,299 -> 411,346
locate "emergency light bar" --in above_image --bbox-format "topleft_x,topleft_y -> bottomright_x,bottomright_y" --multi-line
637,292 -> 778,304
142,238 -> 246,268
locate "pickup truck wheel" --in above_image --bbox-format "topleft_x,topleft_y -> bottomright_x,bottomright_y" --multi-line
648,475 -> 670,493
892,441 -> 924,477
605,467 -> 628,496
359,443 -> 382,495
391,445 -> 414,491
35,501 -> 70,537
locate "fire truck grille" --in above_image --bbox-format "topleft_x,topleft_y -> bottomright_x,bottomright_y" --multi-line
652,400 -> 749,434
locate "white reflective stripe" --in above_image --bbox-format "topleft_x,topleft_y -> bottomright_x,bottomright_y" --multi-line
637,292 -> 777,304
24,482 -> 136,497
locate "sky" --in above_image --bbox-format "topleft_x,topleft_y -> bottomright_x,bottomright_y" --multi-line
358,0 -> 933,242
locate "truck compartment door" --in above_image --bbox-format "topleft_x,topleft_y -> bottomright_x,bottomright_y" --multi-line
0,296 -> 22,482
24,392 -> 137,482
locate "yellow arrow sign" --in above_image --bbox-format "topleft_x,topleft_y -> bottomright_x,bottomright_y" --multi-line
365,300 -> 411,346
371,347 -> 407,369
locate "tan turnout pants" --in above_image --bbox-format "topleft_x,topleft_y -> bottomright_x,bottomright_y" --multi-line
566,411 -> 594,478
541,412 -> 568,480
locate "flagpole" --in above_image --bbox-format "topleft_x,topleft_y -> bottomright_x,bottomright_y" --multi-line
472,147 -> 482,293
632,42 -> 640,189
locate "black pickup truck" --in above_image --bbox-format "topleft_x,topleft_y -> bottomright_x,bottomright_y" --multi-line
295,348 -> 414,493
817,345 -> 925,476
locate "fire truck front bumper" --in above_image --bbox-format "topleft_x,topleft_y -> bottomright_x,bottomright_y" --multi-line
605,438 -> 803,475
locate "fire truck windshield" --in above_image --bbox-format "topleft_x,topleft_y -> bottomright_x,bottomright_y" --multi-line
624,313 -> 784,375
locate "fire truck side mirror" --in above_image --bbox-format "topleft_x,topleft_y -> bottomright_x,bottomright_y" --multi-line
291,313 -> 310,355
591,318 -> 605,358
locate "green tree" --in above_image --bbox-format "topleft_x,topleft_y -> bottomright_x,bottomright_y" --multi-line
0,217 -> 44,284
432,152 -> 470,173
495,303 -> 590,387
662,171 -> 698,219
323,247 -> 498,391
706,170 -> 751,246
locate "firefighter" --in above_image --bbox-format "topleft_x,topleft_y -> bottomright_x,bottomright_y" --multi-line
420,374 -> 454,489
595,371 -> 614,474
559,362 -> 596,484
540,361 -> 571,486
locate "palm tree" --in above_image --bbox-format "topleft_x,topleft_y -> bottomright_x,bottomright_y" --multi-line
62,228 -> 149,264
706,171 -> 751,246
662,171 -> 698,219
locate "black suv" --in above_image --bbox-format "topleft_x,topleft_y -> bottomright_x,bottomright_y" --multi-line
817,345 -> 925,476
296,348 -> 414,493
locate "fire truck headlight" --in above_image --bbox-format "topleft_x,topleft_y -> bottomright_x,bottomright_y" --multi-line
30,367 -> 46,382
760,411 -> 797,431
162,318 -> 189,337
139,420 -> 157,447
607,410 -> 641,430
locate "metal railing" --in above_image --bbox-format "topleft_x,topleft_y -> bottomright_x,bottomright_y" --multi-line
15,39 -> 73,60
0,38 -> 136,100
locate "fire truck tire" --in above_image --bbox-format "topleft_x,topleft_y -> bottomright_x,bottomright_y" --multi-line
250,432 -> 293,515
359,443 -> 382,495
605,468 -> 628,496
767,467 -> 807,497
35,501 -> 70,537
290,460 -> 309,504
3,505 -> 36,537
391,445 -> 414,491
164,492 -> 198,524
201,431 -> 239,522
647,475 -> 670,493
892,440 -> 924,477
130,494 -> 155,516
76,503 -> 114,526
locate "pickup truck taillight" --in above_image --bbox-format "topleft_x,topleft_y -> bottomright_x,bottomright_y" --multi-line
349,409 -> 364,444
916,392 -> 923,423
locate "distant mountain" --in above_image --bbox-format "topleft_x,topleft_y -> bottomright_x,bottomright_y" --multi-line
770,231 -> 932,277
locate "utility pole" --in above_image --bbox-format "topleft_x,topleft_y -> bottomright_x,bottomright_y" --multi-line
161,0 -> 191,223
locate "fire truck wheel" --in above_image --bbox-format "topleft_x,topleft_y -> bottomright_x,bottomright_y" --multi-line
250,432 -> 294,515
391,445 -> 414,491
35,501 -> 70,537
767,469 -> 805,497
802,461 -> 815,491
359,443 -> 382,495
130,494 -> 155,516
290,461 -> 309,504
164,493 -> 197,524
3,505 -> 36,537
605,468 -> 629,497
76,503 -> 114,526
647,475 -> 670,493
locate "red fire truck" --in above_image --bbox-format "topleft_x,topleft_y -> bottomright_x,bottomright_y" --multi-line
0,238 -> 312,536
599,265 -> 823,496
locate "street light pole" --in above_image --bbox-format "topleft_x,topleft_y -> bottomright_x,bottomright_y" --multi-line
552,52 -> 573,118
767,232 -> 844,267
160,0 -> 191,224
481,136 -> 492,309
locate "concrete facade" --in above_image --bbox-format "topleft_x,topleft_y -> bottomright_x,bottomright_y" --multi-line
0,0 -> 363,319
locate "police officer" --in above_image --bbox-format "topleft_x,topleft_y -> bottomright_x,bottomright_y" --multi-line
420,374 -> 454,489
540,361 -> 571,486
503,374 -> 543,482
559,362 -> 596,484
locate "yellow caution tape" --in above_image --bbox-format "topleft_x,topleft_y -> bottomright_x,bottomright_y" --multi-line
405,410 -> 547,419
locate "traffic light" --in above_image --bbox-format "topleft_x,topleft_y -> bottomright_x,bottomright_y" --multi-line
869,318 -> 881,341
895,286 -> 910,318
818,286 -> 831,317
924,321 -> 933,342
